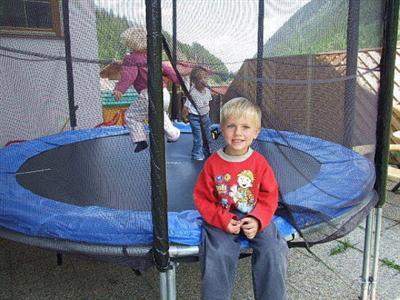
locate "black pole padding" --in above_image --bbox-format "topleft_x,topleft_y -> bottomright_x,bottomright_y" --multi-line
145,0 -> 170,272
374,0 -> 399,207
170,0 -> 179,120
256,0 -> 264,107
343,0 -> 361,147
61,0 -> 77,129
162,36 -> 211,157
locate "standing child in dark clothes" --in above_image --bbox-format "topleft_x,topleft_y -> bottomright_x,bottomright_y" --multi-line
194,97 -> 288,300
182,67 -> 213,161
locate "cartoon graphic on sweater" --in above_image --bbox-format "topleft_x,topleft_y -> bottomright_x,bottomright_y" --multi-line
229,170 -> 256,213
215,170 -> 256,213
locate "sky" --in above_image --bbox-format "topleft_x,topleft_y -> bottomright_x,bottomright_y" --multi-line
95,0 -> 311,72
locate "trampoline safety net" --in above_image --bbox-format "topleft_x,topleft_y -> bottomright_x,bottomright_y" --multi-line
0,0 -> 389,271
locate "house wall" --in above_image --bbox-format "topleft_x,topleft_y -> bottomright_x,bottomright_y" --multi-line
223,51 -> 380,150
0,1 -> 102,146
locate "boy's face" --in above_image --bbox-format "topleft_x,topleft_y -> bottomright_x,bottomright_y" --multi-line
221,115 -> 260,156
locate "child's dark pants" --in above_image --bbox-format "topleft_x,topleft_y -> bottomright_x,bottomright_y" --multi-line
199,222 -> 288,300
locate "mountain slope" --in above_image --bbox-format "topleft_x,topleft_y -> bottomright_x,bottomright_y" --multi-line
264,0 -> 385,57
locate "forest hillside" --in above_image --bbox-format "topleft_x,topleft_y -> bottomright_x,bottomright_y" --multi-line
95,7 -> 229,83
264,0 -> 393,57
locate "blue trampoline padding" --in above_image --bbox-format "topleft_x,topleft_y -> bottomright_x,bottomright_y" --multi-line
0,124 -> 375,246
258,129 -> 376,225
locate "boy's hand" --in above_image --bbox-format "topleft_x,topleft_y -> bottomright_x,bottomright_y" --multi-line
113,90 -> 123,100
240,217 -> 259,240
226,219 -> 241,235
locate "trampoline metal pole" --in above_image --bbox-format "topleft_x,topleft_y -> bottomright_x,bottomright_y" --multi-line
370,208 -> 383,300
167,263 -> 177,300
61,0 -> 77,129
169,245 -> 199,257
170,0 -> 178,120
160,272 -> 168,300
255,0 -> 264,108
368,1 -> 399,298
146,0 -> 170,272
159,263 -> 176,300
343,0 -> 360,147
374,0 -> 399,208
360,211 -> 373,300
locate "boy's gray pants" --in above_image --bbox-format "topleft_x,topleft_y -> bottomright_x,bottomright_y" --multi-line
199,222 -> 288,300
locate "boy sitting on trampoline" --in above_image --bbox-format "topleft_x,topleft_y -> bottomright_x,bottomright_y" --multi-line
194,97 -> 288,300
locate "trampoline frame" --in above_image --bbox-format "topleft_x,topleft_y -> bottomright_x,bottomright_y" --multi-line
0,125 -> 376,247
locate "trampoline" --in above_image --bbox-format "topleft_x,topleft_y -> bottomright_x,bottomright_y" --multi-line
0,123 -> 376,248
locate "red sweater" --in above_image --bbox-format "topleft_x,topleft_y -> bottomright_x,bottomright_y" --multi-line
194,148 -> 278,232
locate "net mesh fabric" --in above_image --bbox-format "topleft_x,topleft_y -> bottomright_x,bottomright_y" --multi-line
0,0 -> 385,266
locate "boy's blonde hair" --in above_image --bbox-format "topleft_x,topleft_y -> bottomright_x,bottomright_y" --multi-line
220,97 -> 261,128
120,25 -> 147,52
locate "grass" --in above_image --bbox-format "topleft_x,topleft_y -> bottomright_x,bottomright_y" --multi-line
329,241 -> 400,273
329,240 -> 355,256
381,258 -> 400,273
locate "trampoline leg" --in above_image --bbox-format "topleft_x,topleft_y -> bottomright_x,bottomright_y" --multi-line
167,262 -> 177,300
160,272 -> 168,300
159,263 -> 177,300
131,268 -> 142,276
360,211 -> 374,300
56,253 -> 63,266
370,208 -> 383,300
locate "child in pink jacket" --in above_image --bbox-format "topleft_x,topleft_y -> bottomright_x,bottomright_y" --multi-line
113,26 -> 182,152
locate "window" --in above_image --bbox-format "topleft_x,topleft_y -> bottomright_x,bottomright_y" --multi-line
0,0 -> 61,37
